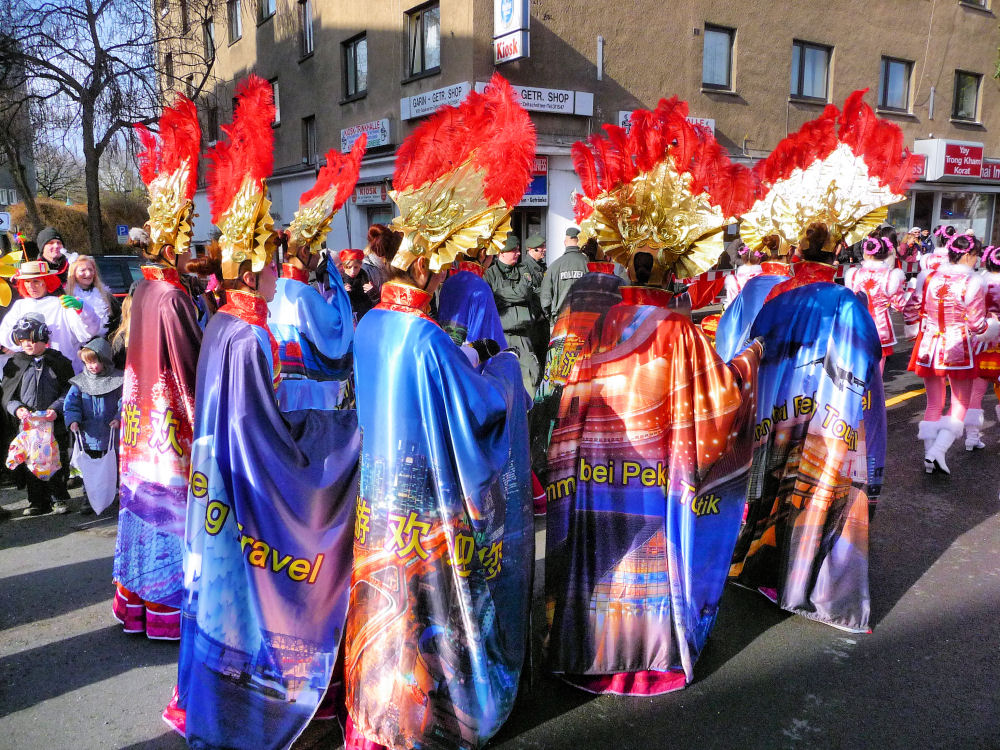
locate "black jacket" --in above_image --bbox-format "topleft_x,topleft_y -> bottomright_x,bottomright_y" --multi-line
1,348 -> 75,437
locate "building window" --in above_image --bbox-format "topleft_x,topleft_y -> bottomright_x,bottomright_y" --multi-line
302,116 -> 317,165
227,0 -> 241,44
203,20 -> 215,61
185,74 -> 194,97
960,0 -> 989,7
270,79 -> 280,126
790,40 -> 831,100
299,0 -> 314,57
953,70 -> 981,121
406,2 -> 440,78
206,105 -> 219,144
164,53 -> 174,86
260,0 -> 276,21
343,34 -> 368,99
702,25 -> 735,90
180,0 -> 188,31
879,57 -> 911,111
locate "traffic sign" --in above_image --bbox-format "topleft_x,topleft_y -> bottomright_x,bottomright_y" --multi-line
0,212 -> 10,232
116,224 -> 128,245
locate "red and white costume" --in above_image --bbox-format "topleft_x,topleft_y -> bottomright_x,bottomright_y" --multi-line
904,262 -> 988,378
844,259 -> 906,356
919,247 -> 949,274
723,263 -> 764,308
974,270 -> 1000,380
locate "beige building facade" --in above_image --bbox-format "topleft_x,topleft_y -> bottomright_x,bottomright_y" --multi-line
160,0 -> 1000,256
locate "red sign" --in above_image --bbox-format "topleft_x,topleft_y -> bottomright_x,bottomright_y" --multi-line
943,142 -> 984,177
981,159 -> 1000,182
911,153 -> 927,179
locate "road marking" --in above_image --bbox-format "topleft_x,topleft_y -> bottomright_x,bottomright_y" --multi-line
886,387 -> 926,407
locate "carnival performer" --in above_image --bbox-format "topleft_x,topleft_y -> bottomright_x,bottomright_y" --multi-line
344,74 -> 536,750
544,98 -> 761,695
713,234 -> 791,362
0,260 -> 101,372
844,229 -> 907,373
922,225 -> 956,273
727,90 -> 918,632
268,136 -> 365,412
163,77 -> 361,750
723,245 -> 765,309
113,94 -> 202,640
965,244 -> 1000,449
903,233 -> 993,473
437,238 -> 507,348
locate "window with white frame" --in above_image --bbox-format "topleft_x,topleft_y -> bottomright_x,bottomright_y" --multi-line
227,0 -> 241,43
407,3 -> 440,78
879,57 -> 912,111
302,115 -> 317,164
790,40 -> 831,100
343,34 -> 368,98
702,25 -> 735,90
953,70 -> 982,121
299,0 -> 314,56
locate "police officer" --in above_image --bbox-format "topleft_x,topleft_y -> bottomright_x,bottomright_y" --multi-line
539,227 -> 589,326
523,234 -> 547,284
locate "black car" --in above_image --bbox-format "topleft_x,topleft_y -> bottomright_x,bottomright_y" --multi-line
95,254 -> 145,298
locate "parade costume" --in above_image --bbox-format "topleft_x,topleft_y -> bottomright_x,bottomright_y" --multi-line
726,90 -> 917,630
269,137 -> 366,411
345,75 -> 536,750
437,259 -> 508,347
167,77 -> 362,750
844,250 -> 907,361
723,260 -> 764,309
713,260 -> 791,363
546,98 -> 761,695
114,96 -> 202,639
966,261 -> 1000,448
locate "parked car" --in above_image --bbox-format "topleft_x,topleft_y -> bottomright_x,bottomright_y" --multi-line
95,255 -> 145,298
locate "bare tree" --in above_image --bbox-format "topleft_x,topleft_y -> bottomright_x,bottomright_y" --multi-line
0,0 -> 217,254
34,141 -> 86,202
0,34 -> 43,232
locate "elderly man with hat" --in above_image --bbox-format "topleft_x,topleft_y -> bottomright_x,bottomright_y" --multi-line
485,232 -> 546,392
539,226 -> 589,326
35,226 -> 77,287
0,260 -> 100,372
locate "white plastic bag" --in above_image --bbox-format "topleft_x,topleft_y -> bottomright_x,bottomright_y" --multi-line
70,430 -> 118,514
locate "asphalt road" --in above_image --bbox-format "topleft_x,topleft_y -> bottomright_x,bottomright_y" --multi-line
1,338 -> 998,750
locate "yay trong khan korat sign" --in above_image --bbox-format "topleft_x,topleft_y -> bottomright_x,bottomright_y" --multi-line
913,138 -> 1000,182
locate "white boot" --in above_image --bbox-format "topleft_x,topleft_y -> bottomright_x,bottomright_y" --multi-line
925,417 -> 962,475
964,409 -> 985,450
917,421 -> 940,472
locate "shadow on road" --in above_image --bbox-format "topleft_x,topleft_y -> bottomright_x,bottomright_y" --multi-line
0,555 -> 115,630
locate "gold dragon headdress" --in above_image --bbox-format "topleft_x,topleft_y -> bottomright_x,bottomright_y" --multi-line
135,95 -> 201,259
572,98 -> 758,281
740,89 -> 921,254
206,75 -> 276,279
287,135 -> 367,253
389,73 -> 536,271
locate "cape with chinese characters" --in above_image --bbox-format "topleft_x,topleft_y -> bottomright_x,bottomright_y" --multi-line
530,263 -> 623,475
436,262 -> 508,348
345,282 -> 533,750
544,285 -> 761,695
268,266 -> 355,411
713,263 -> 791,363
728,281 -> 885,633
167,291 -> 360,750
115,266 -> 202,613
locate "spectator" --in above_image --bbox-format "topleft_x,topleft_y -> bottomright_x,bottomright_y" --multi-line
539,226 -> 589,325
919,227 -> 934,253
361,224 -> 399,304
66,255 -> 120,336
64,337 -> 123,515
340,248 -> 374,321
897,228 -> 922,264
485,233 -> 545,392
1,314 -> 75,516
0,260 -> 101,372
35,227 -> 77,288
110,281 -> 139,370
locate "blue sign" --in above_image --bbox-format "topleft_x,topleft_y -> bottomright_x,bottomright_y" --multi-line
116,224 -> 128,237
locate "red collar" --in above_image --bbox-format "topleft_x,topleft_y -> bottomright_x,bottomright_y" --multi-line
792,261 -> 837,284
141,265 -> 188,294
219,290 -> 281,389
376,281 -> 436,322
281,263 -> 309,283
761,261 -> 792,276
620,285 -> 673,308
458,261 -> 485,278
587,262 -> 616,275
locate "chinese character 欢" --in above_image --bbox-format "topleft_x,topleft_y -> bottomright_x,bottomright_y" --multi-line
148,408 -> 183,456
388,511 -> 431,560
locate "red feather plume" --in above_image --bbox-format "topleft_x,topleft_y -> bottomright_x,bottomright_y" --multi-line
206,75 -> 275,224
134,94 -> 201,199
301,134 -> 367,210
572,142 -> 600,199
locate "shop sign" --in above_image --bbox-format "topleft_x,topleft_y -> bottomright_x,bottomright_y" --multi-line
494,0 -> 529,63
911,153 -> 927,180
518,156 -> 547,207
352,182 -> 390,206
494,30 -> 529,64
475,81 -> 593,116
400,82 -> 471,120
913,138 -> 985,181
979,158 -> 1000,182
617,110 -> 716,136
341,119 -> 391,153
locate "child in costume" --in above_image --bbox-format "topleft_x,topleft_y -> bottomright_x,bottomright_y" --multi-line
904,233 -> 992,472
113,94 -> 203,640
723,242 -> 766,309
2,314 -> 75,516
65,255 -> 120,336
339,248 -> 374,321
844,227 -> 907,373
64,337 -> 123,515
964,244 -> 1000,449
921,224 -> 956,272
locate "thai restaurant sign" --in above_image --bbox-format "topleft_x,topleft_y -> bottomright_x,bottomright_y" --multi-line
913,139 -> 985,180
979,158 -> 1000,182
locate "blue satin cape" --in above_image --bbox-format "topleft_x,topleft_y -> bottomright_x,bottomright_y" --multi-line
437,270 -> 508,348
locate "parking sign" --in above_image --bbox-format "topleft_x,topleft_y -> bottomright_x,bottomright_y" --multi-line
116,224 -> 128,245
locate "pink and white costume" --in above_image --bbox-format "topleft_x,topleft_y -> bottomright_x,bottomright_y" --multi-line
844,259 -> 906,356
723,263 -> 764,309
919,247 -> 948,274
